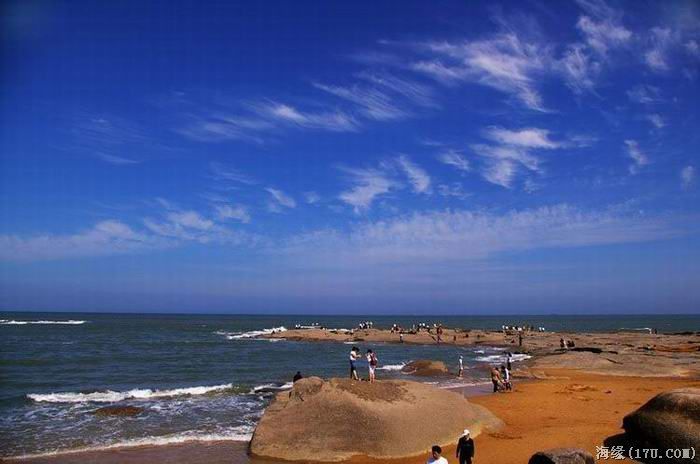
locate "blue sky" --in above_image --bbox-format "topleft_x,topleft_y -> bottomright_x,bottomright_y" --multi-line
1,0 -> 699,314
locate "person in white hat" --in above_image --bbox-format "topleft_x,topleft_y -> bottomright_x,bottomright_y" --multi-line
456,429 -> 475,464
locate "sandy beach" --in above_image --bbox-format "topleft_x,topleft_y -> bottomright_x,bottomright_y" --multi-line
10,327 -> 700,464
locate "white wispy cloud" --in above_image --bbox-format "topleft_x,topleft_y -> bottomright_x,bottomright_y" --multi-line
266,188 -> 297,212
95,153 -> 141,165
313,82 -> 409,121
483,126 -> 561,149
412,33 -> 553,111
179,99 -> 359,143
681,165 -> 696,189
437,183 -> 470,199
686,40 -> 700,58
256,102 -> 359,132
215,204 -> 251,223
481,159 -> 519,189
338,167 -> 398,213
576,15 -> 632,56
0,221 -> 162,261
645,27 -> 674,72
559,44 -> 600,94
396,155 -> 431,194
627,85 -> 662,104
437,150 -> 471,173
280,204 -> 685,265
145,210 -> 218,241
209,162 -> 257,185
304,191 -> 321,205
646,114 -> 665,129
624,140 -> 650,175
469,127 -> 567,188
70,115 -> 148,165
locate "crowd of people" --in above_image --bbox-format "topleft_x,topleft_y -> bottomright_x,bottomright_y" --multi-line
501,324 -> 546,332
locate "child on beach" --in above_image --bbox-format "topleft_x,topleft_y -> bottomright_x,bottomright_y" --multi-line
349,347 -> 360,380
366,349 -> 378,383
427,445 -> 449,464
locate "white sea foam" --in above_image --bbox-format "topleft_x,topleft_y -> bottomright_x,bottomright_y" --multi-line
475,353 -> 531,363
215,326 -> 287,340
249,382 -> 293,394
377,363 -> 407,371
1,320 -> 87,325
27,384 -> 233,403
9,427 -> 254,460
437,380 -> 491,390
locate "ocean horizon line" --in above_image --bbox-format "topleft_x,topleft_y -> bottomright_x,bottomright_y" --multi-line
1,310 -> 698,317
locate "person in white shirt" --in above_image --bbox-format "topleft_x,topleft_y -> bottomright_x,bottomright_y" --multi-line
349,347 -> 360,380
427,445 -> 449,464
458,355 -> 464,378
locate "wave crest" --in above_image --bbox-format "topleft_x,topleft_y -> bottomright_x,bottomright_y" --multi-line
27,384 -> 233,403
1,320 -> 87,325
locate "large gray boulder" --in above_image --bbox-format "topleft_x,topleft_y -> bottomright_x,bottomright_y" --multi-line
622,388 -> 700,462
528,448 -> 594,464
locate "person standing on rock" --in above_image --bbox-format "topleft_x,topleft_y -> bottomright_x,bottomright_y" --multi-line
366,349 -> 378,383
427,445 -> 449,464
349,347 -> 360,380
456,429 -> 475,464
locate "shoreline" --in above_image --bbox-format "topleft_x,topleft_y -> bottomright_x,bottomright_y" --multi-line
6,328 -> 699,464
9,370 -> 700,464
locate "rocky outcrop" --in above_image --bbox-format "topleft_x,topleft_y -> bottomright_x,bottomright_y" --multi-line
621,388 -> 700,462
249,377 -> 502,462
93,405 -> 144,416
528,448 -> 594,464
401,360 -> 450,376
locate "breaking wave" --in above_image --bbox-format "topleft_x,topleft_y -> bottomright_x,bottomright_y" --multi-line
214,326 -> 287,340
27,384 -> 234,403
1,320 -> 87,325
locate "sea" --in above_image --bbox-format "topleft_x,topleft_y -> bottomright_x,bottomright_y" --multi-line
1,312 -> 698,459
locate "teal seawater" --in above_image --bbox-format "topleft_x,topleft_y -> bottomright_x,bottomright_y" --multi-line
1,313 -> 698,457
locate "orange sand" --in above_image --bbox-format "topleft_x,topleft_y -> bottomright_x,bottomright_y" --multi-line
352,369 -> 700,464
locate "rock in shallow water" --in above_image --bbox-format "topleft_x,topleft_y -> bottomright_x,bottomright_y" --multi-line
401,359 -> 451,376
249,377 -> 502,462
528,448 -> 594,464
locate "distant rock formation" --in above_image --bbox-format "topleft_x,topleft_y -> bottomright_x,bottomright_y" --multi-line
401,360 -> 451,377
249,377 -> 502,462
528,448 -> 594,464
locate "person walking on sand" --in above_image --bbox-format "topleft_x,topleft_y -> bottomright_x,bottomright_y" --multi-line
349,347 -> 360,380
366,349 -> 378,383
456,429 -> 475,464
427,445 -> 449,464
458,355 -> 464,378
